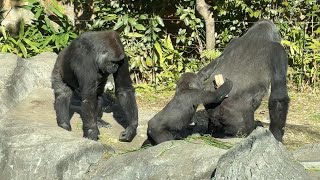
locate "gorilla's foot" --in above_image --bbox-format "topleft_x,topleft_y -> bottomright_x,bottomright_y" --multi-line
255,120 -> 264,127
119,126 -> 137,142
58,122 -> 71,131
269,128 -> 284,142
84,128 -> 100,141
97,119 -> 112,129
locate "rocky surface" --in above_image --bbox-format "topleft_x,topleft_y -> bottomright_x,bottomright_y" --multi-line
212,127 -> 311,180
0,52 -> 56,116
0,116 -> 106,180
87,140 -> 227,180
292,143 -> 320,179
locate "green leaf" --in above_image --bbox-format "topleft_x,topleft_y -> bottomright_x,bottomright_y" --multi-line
34,8 -> 43,19
146,57 -> 153,67
23,38 -> 39,52
113,19 -> 123,30
166,35 -> 174,50
154,41 -> 163,59
124,25 -> 130,34
48,4 -> 63,18
180,13 -> 187,20
126,32 -> 144,37
20,5 -> 33,11
156,16 -> 164,27
128,18 -> 137,26
0,26 -> 7,40
123,14 -> 129,25
140,14 -> 148,20
19,20 -> 25,40
18,42 -> 27,58
135,24 -> 146,31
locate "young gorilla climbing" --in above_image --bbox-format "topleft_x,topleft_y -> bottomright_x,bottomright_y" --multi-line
146,72 -> 233,145
51,30 -> 138,141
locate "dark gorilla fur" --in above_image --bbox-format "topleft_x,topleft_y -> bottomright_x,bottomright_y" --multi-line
197,19 -> 290,141
51,30 -> 138,141
145,72 -> 233,145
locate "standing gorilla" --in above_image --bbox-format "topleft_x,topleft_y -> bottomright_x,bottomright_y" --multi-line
198,19 -> 290,142
51,30 -> 138,141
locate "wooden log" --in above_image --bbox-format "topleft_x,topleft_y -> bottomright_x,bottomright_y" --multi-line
214,74 -> 228,97
214,74 -> 224,88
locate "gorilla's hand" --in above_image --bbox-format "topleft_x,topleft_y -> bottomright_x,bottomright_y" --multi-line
119,126 -> 137,142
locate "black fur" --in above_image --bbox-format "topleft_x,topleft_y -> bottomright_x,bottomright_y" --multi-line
198,19 -> 290,141
146,72 -> 233,145
51,30 -> 138,141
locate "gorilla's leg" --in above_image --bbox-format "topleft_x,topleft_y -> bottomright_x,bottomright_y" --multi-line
214,100 -> 260,137
147,129 -> 174,145
79,80 -> 100,140
53,82 -> 73,131
97,95 -> 112,128
268,50 -> 290,142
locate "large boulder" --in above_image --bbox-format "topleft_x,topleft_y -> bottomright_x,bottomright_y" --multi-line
88,140 -> 227,180
0,52 -> 56,116
212,127 -> 311,180
0,116 -> 106,180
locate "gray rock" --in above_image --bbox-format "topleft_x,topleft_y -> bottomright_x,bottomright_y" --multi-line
0,52 -> 57,116
212,127 -> 311,180
88,140 -> 227,180
292,143 -> 320,179
0,116 -> 106,180
293,143 -> 320,163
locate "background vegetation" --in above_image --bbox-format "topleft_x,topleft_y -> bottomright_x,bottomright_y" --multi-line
0,0 -> 319,91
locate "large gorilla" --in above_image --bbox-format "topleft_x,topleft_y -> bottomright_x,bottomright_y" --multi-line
146,72 -> 233,145
198,19 -> 290,141
51,30 -> 138,141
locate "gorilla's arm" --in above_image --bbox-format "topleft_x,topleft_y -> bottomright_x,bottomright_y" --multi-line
188,79 -> 233,105
113,57 -> 138,142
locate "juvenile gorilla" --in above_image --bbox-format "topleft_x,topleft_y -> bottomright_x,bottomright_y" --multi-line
146,72 -> 233,145
51,30 -> 138,141
197,19 -> 290,141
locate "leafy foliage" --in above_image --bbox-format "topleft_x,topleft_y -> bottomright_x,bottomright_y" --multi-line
0,0 -> 319,90
0,0 -> 77,58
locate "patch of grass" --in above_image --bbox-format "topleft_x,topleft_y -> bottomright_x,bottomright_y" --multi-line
185,135 -> 233,149
118,144 -> 153,154
99,133 -> 118,145
310,113 -> 320,123
306,168 -> 320,172
136,88 -> 174,109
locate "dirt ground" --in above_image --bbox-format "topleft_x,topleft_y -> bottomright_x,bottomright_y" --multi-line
5,87 -> 320,152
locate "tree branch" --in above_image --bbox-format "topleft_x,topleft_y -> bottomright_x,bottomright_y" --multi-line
196,0 -> 215,50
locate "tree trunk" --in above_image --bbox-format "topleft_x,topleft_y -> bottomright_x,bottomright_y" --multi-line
196,0 -> 215,50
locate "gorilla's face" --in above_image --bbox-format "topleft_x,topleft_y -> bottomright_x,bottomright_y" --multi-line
97,52 -> 123,74
105,60 -> 119,74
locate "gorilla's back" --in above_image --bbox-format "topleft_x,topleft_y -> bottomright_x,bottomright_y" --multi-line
208,36 -> 275,97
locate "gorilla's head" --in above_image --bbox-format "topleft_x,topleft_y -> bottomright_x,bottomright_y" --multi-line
96,50 -> 126,74
176,72 -> 202,93
95,31 -> 126,74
